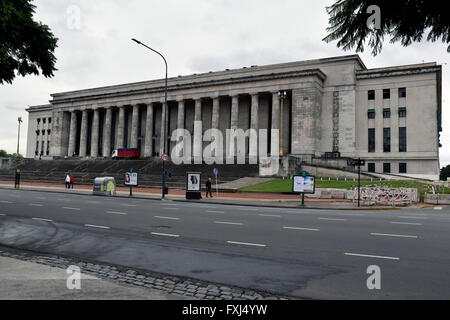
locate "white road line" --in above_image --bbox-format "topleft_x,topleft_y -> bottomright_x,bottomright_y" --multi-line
151,232 -> 180,238
120,204 -> 137,207
106,211 -> 128,215
370,232 -> 418,239
226,241 -> 266,247
0,213 -> 6,216
85,224 -> 110,229
238,208 -> 258,211
29,203 -> 43,207
207,210 -> 225,214
161,203 -> 179,206
0,200 -> 13,204
434,206 -> 443,210
35,197 -> 46,200
336,213 -> 365,217
62,207 -> 80,211
396,216 -> 428,220
319,217 -> 347,221
32,217 -> 53,222
154,216 -> 180,220
344,252 -> 400,260
163,207 -> 179,210
259,214 -> 281,217
215,221 -> 244,226
57,199 -> 70,201
283,226 -> 320,231
390,221 -> 423,226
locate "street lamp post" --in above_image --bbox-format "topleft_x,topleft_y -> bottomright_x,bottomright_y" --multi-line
17,117 -> 22,157
132,38 -> 168,199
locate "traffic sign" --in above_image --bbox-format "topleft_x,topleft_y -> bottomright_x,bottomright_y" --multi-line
213,168 -> 219,175
161,153 -> 169,162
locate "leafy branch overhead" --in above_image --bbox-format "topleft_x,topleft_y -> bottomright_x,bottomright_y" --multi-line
323,0 -> 450,56
0,0 -> 58,84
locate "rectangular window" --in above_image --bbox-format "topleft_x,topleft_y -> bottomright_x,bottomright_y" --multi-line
368,128 -> 375,153
368,90 -> 375,100
383,108 -> 391,118
368,163 -> 375,173
383,89 -> 390,99
42,130 -> 45,136
383,163 -> 391,173
383,128 -> 391,152
47,129 -> 51,135
399,127 -> 407,152
398,87 -> 406,98
37,118 -> 40,124
368,109 -> 375,119
398,107 -> 406,118
48,117 -> 52,124
399,163 -> 407,173
43,118 -> 46,124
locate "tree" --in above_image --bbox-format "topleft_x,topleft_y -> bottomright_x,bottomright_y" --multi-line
0,149 -> 9,157
0,0 -> 58,84
440,165 -> 450,181
323,0 -> 450,56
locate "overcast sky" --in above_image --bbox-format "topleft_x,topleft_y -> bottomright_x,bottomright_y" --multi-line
0,0 -> 448,165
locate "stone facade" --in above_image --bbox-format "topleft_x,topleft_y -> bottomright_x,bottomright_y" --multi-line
25,55 -> 442,180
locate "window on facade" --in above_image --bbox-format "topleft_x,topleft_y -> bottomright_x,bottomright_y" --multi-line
398,107 -> 407,118
383,163 -> 391,173
42,130 -> 45,136
43,118 -> 46,124
368,163 -> 375,172
368,109 -> 375,119
383,89 -> 390,99
383,108 -> 391,118
35,142 -> 39,154
399,163 -> 407,173
48,117 -> 52,124
383,128 -> 391,152
368,90 -> 375,100
368,128 -> 375,153
399,127 -> 407,152
398,87 -> 406,98
37,118 -> 40,124
36,130 -> 40,136
47,129 -> 51,135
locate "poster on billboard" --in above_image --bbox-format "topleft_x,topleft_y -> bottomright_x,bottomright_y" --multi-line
124,172 -> 138,186
292,175 -> 315,194
186,172 -> 201,191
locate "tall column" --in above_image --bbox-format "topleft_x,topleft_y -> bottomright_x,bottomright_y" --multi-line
211,96 -> 220,129
271,92 -> 280,156
102,107 -> 112,157
79,109 -> 88,157
130,104 -> 139,148
144,103 -> 154,157
249,93 -> 259,161
177,100 -> 185,129
90,108 -> 100,157
230,95 -> 239,129
193,99 -> 202,161
67,110 -> 77,157
116,106 -> 125,149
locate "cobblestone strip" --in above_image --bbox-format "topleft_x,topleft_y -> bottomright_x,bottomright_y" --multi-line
0,246 -> 291,300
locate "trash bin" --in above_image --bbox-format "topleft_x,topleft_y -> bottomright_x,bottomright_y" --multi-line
93,177 -> 116,196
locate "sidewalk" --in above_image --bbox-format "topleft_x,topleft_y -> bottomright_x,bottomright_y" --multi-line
0,180 -> 424,210
0,255 -> 179,300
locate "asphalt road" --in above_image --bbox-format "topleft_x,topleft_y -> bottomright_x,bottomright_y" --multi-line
0,188 -> 449,299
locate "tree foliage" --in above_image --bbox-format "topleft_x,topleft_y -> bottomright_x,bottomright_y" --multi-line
323,0 -> 450,56
440,165 -> 450,181
0,0 -> 58,84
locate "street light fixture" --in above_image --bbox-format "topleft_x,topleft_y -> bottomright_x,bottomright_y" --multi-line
17,117 -> 23,157
132,38 -> 168,199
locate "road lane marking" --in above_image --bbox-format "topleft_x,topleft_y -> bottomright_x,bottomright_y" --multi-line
336,213 -> 365,217
62,207 -> 80,211
0,200 -> 13,204
161,203 -> 179,206
226,241 -> 266,247
32,217 -> 53,222
434,206 -> 443,210
238,208 -> 258,211
396,216 -> 428,220
120,204 -> 137,207
34,197 -> 46,200
215,221 -> 244,226
57,199 -> 71,201
283,226 -> 320,231
319,218 -> 347,221
259,214 -> 281,218
370,232 -> 418,239
0,214 -> 6,216
151,232 -> 180,238
390,222 -> 423,226
29,203 -> 43,207
344,252 -> 400,260
106,211 -> 128,215
207,210 -> 225,214
85,224 -> 110,229
163,207 -> 179,210
154,216 -> 180,220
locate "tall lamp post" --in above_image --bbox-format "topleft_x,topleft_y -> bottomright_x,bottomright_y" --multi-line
17,117 -> 23,157
132,38 -> 168,199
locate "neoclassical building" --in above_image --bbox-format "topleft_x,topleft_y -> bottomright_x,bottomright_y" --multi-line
26,54 -> 442,180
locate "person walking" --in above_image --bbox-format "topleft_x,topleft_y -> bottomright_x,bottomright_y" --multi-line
65,174 -> 70,189
205,177 -> 213,198
70,175 -> 75,189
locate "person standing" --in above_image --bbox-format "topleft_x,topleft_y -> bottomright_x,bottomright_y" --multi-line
65,174 -> 70,189
70,175 -> 75,189
205,177 -> 213,198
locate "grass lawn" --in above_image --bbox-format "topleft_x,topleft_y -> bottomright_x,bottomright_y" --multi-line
239,178 -> 450,195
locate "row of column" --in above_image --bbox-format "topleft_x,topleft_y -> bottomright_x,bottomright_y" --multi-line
66,91 -> 284,158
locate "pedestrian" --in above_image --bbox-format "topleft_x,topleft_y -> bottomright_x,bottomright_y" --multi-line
205,177 -> 213,198
65,174 -> 70,189
70,175 -> 75,189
